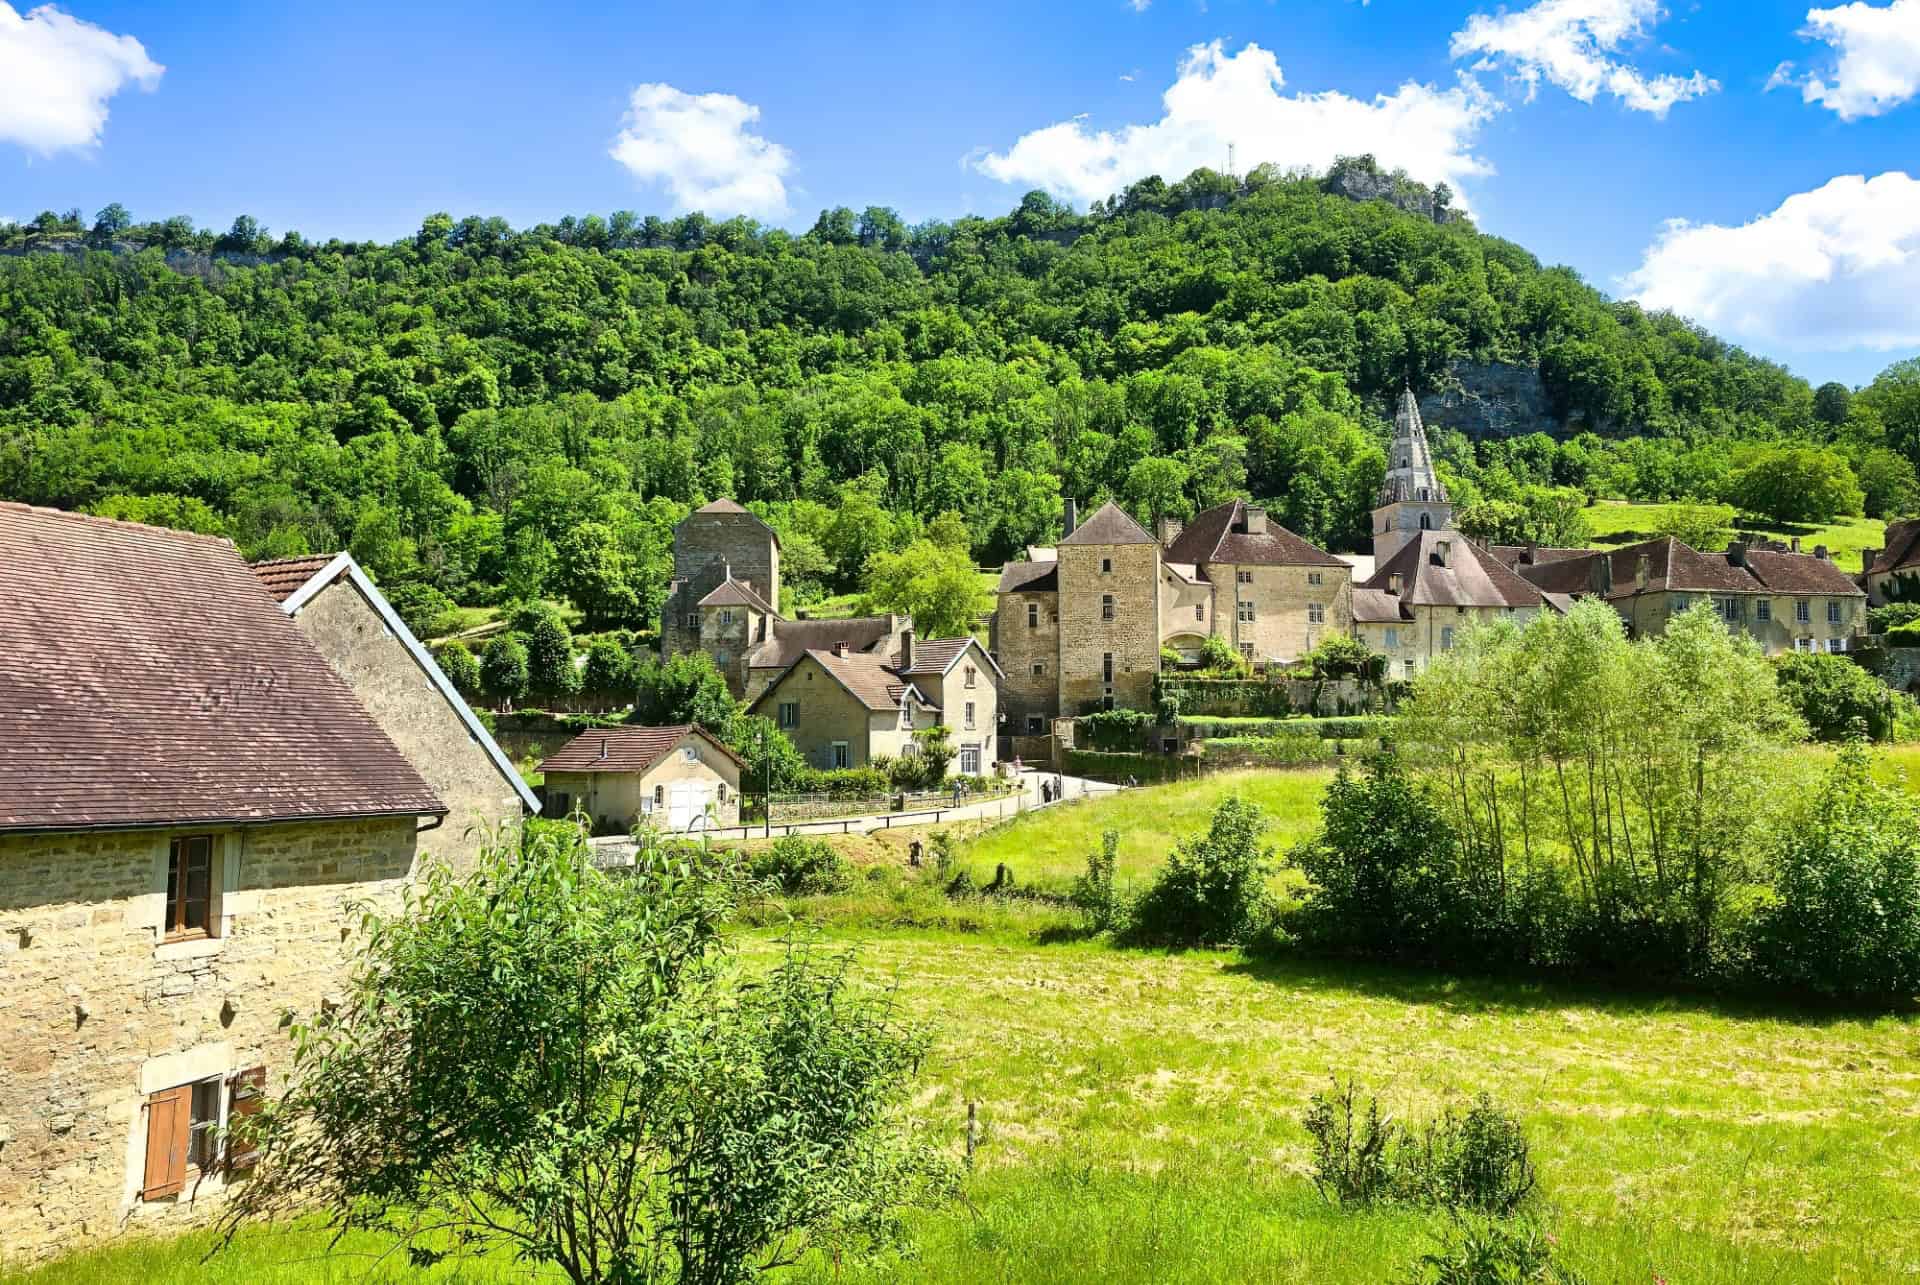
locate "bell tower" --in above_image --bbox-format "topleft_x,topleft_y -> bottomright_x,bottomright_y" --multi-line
1371,386 -> 1453,563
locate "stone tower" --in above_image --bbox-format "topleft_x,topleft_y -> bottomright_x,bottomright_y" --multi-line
1371,386 -> 1454,564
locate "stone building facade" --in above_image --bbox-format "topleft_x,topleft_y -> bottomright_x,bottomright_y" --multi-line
661,499 -> 782,664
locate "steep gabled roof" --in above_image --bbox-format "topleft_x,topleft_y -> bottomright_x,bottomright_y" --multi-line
539,724 -> 743,775
1060,501 -> 1157,547
745,615 -> 897,672
997,560 -> 1058,593
1870,519 -> 1920,576
1361,530 -> 1553,610
896,635 -> 1004,681
257,551 -> 542,815
1165,499 -> 1348,568
1,503 -> 444,833
1742,549 -> 1866,596
698,576 -> 776,612
1352,587 -> 1412,623
750,649 -> 932,714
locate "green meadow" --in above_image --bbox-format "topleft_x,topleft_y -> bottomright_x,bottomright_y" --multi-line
1583,500 -> 1885,568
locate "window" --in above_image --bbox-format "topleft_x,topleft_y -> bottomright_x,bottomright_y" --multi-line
965,665 -> 977,688
1717,597 -> 1739,622
1827,637 -> 1849,653
1101,557 -> 1112,574
653,784 -> 665,808
964,701 -> 976,729
164,836 -> 215,941
143,1068 -> 263,1200
778,701 -> 798,728
684,613 -> 700,630
900,703 -> 913,729
682,746 -> 698,763
1102,652 -> 1114,683
1101,594 -> 1115,620
1237,601 -> 1255,623
1796,599 -> 1811,624
959,747 -> 981,774
1238,642 -> 1254,660
718,609 -> 733,626
717,783 -> 728,803
1403,658 -> 1416,678
1307,603 -> 1325,624
1308,572 -> 1323,586
1026,715 -> 1044,734
1031,661 -> 1045,677
1795,637 -> 1815,653
1194,604 -> 1204,621
1668,595 -> 1687,614
1384,627 -> 1399,649
1236,570 -> 1253,584
1027,602 -> 1038,629
1441,626 -> 1455,651
831,742 -> 850,769
1828,600 -> 1843,625
1756,599 -> 1772,622
1419,513 -> 1433,530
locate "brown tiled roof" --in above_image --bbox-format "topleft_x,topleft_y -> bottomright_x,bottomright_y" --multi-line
752,649 -> 928,714
1870,519 -> 1920,576
1361,531 -> 1552,610
1487,545 -> 1589,571
997,561 -> 1058,593
698,576 -> 775,612
1165,500 -> 1347,568
746,616 -> 896,672
539,724 -> 743,775
1352,588 -> 1412,623
252,553 -> 340,603
897,637 -> 974,675
1743,549 -> 1866,596
1060,501 -> 1157,547
0,504 -> 444,832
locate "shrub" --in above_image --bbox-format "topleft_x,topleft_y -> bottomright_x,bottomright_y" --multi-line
1080,707 -> 1153,751
1303,1078 -> 1398,1208
579,636 -> 635,701
1070,830 -> 1122,933
794,766 -> 891,799
383,580 -> 459,639
1199,633 -> 1250,676
1304,1079 -> 1537,1217
480,633 -> 529,703
1743,740 -> 1920,1001
1301,634 -> 1382,682
1773,652 -> 1892,742
1127,796 -> 1275,946
523,606 -> 579,699
1868,602 -> 1920,634
1890,619 -> 1920,646
435,642 -> 481,696
749,836 -> 853,896
1405,1217 -> 1584,1285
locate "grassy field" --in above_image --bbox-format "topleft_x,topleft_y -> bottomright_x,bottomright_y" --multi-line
1583,500 -> 1884,567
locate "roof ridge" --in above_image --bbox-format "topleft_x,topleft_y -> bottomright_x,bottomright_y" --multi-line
0,499 -> 236,547
250,551 -> 343,567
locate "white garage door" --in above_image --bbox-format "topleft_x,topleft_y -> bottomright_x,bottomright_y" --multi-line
667,781 -> 712,831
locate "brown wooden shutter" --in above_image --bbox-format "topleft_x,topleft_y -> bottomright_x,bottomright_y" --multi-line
142,1085 -> 191,1199
226,1066 -> 267,1173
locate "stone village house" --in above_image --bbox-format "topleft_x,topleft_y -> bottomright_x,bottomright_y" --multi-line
540,725 -> 744,834
0,505 -> 529,1262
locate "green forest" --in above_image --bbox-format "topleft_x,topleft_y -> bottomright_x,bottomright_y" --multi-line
5,158 -> 1919,634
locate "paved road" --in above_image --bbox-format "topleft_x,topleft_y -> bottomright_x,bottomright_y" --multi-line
589,769 -> 1123,856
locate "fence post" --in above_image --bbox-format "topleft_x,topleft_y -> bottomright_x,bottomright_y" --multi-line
965,1102 -> 977,1169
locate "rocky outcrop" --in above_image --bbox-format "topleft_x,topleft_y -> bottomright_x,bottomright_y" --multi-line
1418,359 -> 1563,440
1323,166 -> 1463,225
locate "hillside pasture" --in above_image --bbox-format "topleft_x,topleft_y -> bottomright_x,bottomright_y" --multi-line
1583,500 -> 1884,568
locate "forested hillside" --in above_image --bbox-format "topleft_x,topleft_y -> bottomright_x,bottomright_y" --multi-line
4,159 -> 1916,629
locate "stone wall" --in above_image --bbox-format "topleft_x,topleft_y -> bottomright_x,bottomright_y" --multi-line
661,510 -> 779,660
994,589 -> 1060,734
1205,561 -> 1353,664
0,816 -> 418,1262
1057,543 -> 1160,714
293,579 -> 525,867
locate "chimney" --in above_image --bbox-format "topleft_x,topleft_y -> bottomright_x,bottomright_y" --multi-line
1523,543 -> 1538,566
1866,547 -> 1881,576
1726,538 -> 1747,568
598,737 -> 608,761
1063,498 -> 1079,539
1815,544 -> 1830,561
1635,553 -> 1650,592
1157,515 -> 1183,545
1245,505 -> 1268,536
1434,539 -> 1451,568
1387,572 -> 1403,596
832,641 -> 848,658
1593,552 -> 1613,596
899,627 -> 914,670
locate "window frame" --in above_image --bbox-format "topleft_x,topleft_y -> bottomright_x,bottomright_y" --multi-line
1026,601 -> 1038,629
1796,598 -> 1811,624
1101,594 -> 1115,621
1307,603 -> 1325,625
777,700 -> 798,728
164,835 -> 216,943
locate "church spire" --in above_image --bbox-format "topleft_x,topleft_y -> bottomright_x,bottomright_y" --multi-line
1379,384 -> 1447,507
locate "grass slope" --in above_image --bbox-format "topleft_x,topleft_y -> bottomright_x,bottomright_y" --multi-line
1584,501 -> 1884,568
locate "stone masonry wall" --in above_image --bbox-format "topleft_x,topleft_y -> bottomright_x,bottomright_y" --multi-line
1207,562 -> 1354,664
1057,543 -> 1161,714
0,817 -> 417,1262
294,580 -> 524,868
661,511 -> 779,660
995,590 -> 1060,734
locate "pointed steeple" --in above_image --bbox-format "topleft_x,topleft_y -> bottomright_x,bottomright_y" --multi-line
1379,385 -> 1447,507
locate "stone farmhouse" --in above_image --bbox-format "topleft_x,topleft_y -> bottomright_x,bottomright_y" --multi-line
748,633 -> 1001,774
540,725 -> 743,834
0,504 -> 517,1262
1500,535 -> 1867,655
1865,519 -> 1920,607
993,497 -> 1353,732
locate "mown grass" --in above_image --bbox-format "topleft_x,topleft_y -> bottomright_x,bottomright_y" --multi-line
1584,500 -> 1884,567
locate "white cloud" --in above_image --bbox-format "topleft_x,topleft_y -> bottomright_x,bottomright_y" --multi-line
1623,172 -> 1920,351
969,41 -> 1497,208
609,83 -> 793,219
1794,0 -> 1920,120
1450,0 -> 1716,117
0,3 -> 161,154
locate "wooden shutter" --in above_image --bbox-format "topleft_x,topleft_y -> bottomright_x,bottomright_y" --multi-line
226,1066 -> 267,1173
142,1085 -> 191,1199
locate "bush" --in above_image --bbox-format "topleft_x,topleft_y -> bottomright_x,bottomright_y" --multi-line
1304,1079 -> 1536,1217
435,642 -> 481,697
1302,1078 -> 1398,1208
1868,602 -> 1920,634
1199,633 -> 1251,676
1405,1217 -> 1584,1285
793,766 -> 891,799
1127,796 -> 1275,946
748,836 -> 854,896
1743,740 -> 1920,1001
1773,652 -> 1892,742
1301,634 -> 1383,682
1079,707 -> 1152,751
1204,731 -> 1333,764
579,636 -> 636,702
480,633 -> 529,703
1070,830 -> 1123,933
383,580 -> 459,639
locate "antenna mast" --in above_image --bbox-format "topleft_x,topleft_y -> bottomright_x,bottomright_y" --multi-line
1227,142 -> 1236,177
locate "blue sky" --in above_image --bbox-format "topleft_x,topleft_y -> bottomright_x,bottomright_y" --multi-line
3,0 -> 1918,387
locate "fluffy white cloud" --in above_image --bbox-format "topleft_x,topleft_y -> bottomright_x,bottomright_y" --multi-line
1793,0 -> 1920,120
969,41 -> 1496,208
609,83 -> 793,219
1450,0 -> 1716,117
1623,172 -> 1920,351
0,3 -> 161,153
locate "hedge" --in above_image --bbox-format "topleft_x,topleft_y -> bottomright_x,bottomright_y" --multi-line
1177,715 -> 1393,740
1062,750 -> 1190,785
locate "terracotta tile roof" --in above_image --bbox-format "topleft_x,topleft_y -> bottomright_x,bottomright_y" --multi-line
1742,549 -> 1865,596
698,576 -> 775,612
746,616 -> 897,672
997,561 -> 1058,593
1870,519 -> 1920,576
1361,531 -> 1554,610
754,649 -> 928,713
897,637 -> 974,675
1165,499 -> 1348,568
1059,501 -> 1157,547
251,553 -> 340,603
0,503 -> 444,832
539,724 -> 743,774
